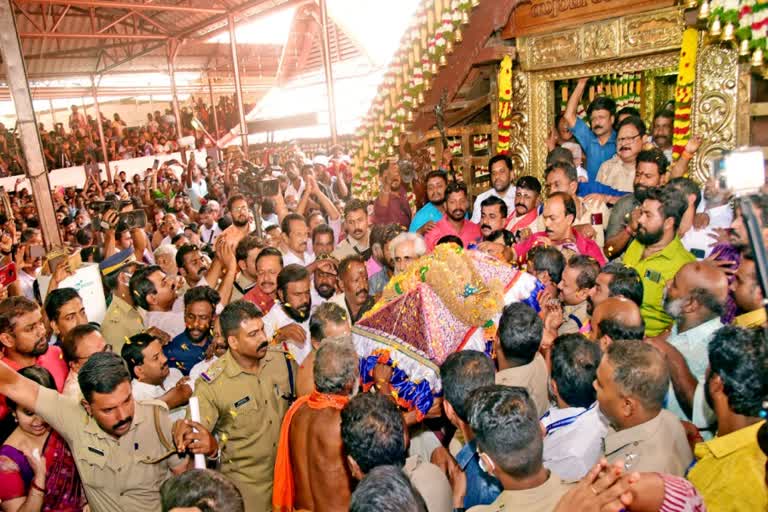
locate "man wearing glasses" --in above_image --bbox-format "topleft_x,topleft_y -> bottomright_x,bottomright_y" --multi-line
60,323 -> 110,400
592,116 -> 647,202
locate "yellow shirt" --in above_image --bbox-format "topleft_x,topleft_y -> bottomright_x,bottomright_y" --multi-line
622,237 -> 696,336
733,308 -> 766,328
688,420 -> 767,512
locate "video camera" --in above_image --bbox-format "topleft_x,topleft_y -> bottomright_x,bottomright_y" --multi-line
238,160 -> 280,199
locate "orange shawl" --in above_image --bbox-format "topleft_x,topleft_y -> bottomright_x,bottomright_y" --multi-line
272,390 -> 350,511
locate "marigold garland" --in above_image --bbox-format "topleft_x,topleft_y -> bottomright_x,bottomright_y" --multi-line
672,28 -> 698,161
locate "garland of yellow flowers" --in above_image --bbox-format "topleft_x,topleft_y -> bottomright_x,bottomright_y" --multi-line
672,28 -> 698,161
368,243 -> 504,326
496,55 -> 513,154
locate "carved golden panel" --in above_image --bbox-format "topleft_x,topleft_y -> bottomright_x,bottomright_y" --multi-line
581,19 -> 620,62
621,8 -> 685,56
519,30 -> 580,71
516,7 -> 684,71
508,70 -> 531,175
691,40 -> 739,183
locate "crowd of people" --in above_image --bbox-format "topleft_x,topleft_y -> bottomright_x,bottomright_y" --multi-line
0,73 -> 764,512
0,94 -> 249,176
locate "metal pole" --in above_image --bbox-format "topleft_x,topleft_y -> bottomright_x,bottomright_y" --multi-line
48,99 -> 57,127
0,0 -> 62,248
208,74 -> 220,139
319,0 -> 338,145
91,79 -> 111,182
228,14 -> 249,155
167,39 -> 186,163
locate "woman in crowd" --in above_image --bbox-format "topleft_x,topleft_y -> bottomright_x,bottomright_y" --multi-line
0,366 -> 86,512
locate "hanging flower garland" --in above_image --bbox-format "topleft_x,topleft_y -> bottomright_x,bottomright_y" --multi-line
672,28 -> 698,161
351,0 -> 478,200
496,55 -> 513,154
696,0 -> 768,67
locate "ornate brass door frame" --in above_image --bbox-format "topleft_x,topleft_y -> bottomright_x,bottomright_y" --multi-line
510,7 -> 747,182
524,52 -> 680,179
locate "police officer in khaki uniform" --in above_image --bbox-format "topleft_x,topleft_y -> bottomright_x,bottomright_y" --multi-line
0,351 -> 190,512
187,300 -> 296,511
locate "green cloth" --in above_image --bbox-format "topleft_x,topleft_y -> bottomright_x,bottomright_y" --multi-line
622,236 -> 696,336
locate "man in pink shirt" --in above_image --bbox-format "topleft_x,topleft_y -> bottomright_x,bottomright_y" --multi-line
424,182 -> 482,251
0,297 -> 69,421
514,192 -> 606,266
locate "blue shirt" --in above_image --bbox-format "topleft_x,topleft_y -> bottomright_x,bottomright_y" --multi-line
164,330 -> 211,376
456,438 -> 502,508
569,118 -> 621,197
409,202 -> 444,233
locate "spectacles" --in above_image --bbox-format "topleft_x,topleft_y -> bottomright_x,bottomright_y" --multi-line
617,134 -> 641,144
231,206 -> 249,213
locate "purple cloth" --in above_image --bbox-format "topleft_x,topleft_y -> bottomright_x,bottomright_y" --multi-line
0,444 -> 33,485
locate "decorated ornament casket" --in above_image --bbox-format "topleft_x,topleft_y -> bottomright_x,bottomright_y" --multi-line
352,244 -> 543,418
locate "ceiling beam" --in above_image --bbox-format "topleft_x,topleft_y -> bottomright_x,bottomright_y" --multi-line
19,31 -> 167,39
411,0 -> 521,134
16,0 -> 226,14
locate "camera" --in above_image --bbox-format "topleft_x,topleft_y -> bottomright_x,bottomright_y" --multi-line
91,199 -> 131,215
117,209 -> 147,230
238,160 -> 279,198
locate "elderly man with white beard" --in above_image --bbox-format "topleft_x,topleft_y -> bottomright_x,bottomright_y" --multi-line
644,261 -> 730,437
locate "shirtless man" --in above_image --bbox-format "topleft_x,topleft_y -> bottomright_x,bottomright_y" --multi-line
297,303 -> 352,397
273,338 -> 360,511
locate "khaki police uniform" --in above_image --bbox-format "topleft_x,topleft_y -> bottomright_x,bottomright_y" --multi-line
559,301 -> 590,336
34,386 -> 185,512
231,272 -> 257,302
403,455 -> 453,512
193,347 -> 296,511
467,473 -> 572,512
604,409 -> 693,476
101,295 -> 145,355
495,353 -> 551,418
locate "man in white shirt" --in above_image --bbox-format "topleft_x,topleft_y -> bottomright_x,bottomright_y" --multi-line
198,204 -> 222,247
60,323 -> 108,400
280,213 -> 315,267
310,256 -> 341,313
121,332 -> 192,422
470,154 -> 516,224
541,333 -> 606,482
129,264 -> 186,338
184,157 -> 208,210
667,178 -> 719,259
262,264 -> 312,364
160,213 -> 185,247
646,261 -> 729,435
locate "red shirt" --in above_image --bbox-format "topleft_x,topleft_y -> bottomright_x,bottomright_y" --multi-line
514,228 -> 607,266
372,187 -> 412,228
243,286 -> 276,315
424,216 -> 482,252
0,345 -> 68,420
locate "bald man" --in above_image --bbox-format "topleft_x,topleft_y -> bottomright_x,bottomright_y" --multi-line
590,296 -> 645,352
646,261 -> 729,434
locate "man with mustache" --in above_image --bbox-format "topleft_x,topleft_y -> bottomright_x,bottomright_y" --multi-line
372,161 -> 412,228
333,199 -> 372,261
177,244 -> 214,289
545,162 -> 611,249
592,116 -> 646,201
645,262 -> 728,436
409,170 -> 448,235
243,247 -> 283,315
311,255 -> 342,312
471,154 -> 516,224
477,196 -> 515,261
563,77 -> 618,197
504,175 -> 543,237
165,286 -> 220,376
281,213 -> 315,267
424,182 -> 481,252
222,194 -> 251,245
0,297 -> 69,422
604,147 -> 669,259
123,332 -> 191,422
621,186 -> 696,336
512,192 -> 606,267
174,300 -> 296,510
130,264 -> 187,338
650,109 -> 674,162
332,255 -> 375,325
0,351 -> 196,510
263,264 -> 314,364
